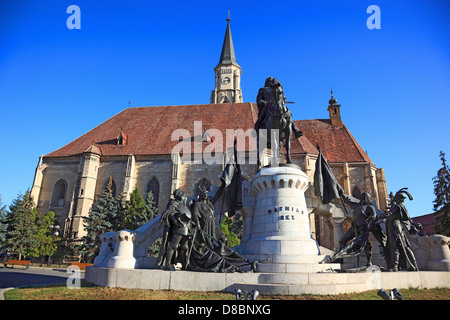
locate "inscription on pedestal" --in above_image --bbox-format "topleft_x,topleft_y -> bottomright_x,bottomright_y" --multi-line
267,206 -> 304,214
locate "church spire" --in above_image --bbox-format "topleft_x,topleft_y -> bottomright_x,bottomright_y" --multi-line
218,11 -> 239,67
210,12 -> 243,104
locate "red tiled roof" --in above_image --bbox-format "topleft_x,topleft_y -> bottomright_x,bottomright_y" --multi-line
45,103 -> 373,164
46,103 -> 259,157
294,119 -> 372,163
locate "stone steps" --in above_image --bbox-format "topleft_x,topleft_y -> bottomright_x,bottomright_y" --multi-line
257,262 -> 338,273
244,253 -> 340,273
230,282 -> 369,295
244,253 -> 330,264
230,270 -> 374,295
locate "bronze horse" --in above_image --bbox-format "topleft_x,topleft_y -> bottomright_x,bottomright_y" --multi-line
254,77 -> 302,167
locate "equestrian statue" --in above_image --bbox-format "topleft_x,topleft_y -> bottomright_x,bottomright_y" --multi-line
254,77 -> 303,167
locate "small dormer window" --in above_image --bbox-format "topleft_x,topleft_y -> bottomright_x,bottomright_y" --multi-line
117,130 -> 128,146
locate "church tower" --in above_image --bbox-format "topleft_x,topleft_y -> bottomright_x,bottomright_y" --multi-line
327,89 -> 343,126
210,13 -> 243,104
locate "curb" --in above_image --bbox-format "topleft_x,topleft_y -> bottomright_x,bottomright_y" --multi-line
0,267 -> 83,300
0,281 -> 71,300
0,287 -> 15,300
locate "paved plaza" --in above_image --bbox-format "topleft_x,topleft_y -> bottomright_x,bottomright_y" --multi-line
0,266 -> 84,299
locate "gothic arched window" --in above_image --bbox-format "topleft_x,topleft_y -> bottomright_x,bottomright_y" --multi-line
352,186 -> 361,200
52,179 -> 68,207
146,178 -> 160,208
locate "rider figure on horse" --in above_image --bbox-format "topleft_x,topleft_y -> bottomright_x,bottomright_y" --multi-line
254,77 -> 303,165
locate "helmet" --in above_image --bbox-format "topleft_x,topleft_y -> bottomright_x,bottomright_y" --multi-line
360,192 -> 371,205
172,189 -> 185,201
394,188 -> 413,203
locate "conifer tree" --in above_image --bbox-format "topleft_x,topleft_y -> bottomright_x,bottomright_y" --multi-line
144,191 -> 161,256
58,229 -> 79,263
0,195 -> 7,249
114,191 -> 128,230
388,191 -> 396,209
433,151 -> 450,236
144,190 -> 159,222
79,182 -> 161,261
79,179 -> 119,261
119,186 -> 147,230
5,190 -> 39,260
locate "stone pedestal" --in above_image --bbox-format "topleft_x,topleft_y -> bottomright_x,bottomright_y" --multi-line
93,232 -> 116,267
238,164 -> 330,273
107,230 -> 137,269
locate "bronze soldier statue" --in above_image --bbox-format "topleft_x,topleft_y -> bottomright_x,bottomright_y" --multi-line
340,192 -> 387,266
157,189 -> 192,271
382,188 -> 421,272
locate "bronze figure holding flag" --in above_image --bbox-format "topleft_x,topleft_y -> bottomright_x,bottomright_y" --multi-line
315,146 -> 386,267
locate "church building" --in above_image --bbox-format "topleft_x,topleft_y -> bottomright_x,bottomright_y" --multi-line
30,17 -> 388,253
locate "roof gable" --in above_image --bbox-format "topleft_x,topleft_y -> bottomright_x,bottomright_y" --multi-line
294,119 -> 372,163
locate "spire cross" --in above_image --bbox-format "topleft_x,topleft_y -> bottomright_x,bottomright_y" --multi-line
227,10 -> 231,22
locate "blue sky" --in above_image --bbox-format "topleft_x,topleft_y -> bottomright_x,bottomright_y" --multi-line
0,0 -> 449,217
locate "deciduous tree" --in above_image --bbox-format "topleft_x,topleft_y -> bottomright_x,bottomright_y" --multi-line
34,211 -> 59,264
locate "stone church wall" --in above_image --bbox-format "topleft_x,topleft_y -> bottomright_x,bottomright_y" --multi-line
95,157 -> 127,198
134,156 -> 173,213
36,158 -> 79,227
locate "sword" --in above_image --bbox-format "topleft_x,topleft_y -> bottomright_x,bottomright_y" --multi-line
186,226 -> 198,267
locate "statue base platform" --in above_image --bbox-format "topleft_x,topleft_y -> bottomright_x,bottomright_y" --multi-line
85,266 -> 450,295
237,164 -> 328,273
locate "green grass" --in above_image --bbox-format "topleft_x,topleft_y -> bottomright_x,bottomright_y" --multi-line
4,281 -> 450,300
